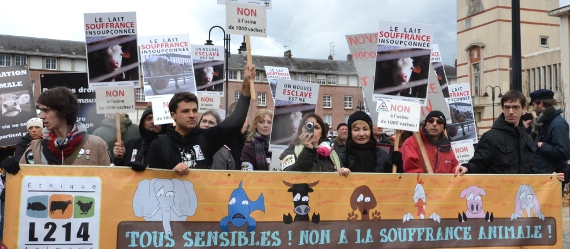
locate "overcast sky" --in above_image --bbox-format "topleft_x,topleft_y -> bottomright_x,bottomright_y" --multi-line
1,0 -> 569,67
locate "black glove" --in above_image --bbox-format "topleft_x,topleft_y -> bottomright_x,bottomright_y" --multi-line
126,161 -> 147,172
391,151 -> 403,173
1,156 -> 21,175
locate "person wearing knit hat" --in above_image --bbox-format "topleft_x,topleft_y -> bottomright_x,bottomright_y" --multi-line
26,118 -> 43,140
338,111 -> 400,173
400,110 -> 459,173
113,105 -> 168,170
0,117 -> 46,176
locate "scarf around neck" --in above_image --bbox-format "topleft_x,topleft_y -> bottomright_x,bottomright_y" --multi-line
46,123 -> 85,159
252,131 -> 269,170
347,140 -> 376,172
532,105 -> 560,135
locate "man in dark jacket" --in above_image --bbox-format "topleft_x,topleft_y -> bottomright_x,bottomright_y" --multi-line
529,89 -> 570,179
147,63 -> 253,175
455,90 -> 535,175
92,113 -> 140,160
112,106 -> 167,170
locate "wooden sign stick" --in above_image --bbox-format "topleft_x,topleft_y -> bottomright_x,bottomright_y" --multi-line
115,113 -> 122,146
246,35 -> 256,100
413,132 -> 434,173
392,129 -> 401,173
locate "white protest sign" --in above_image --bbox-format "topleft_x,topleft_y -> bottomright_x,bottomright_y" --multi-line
197,95 -> 221,113
376,98 -> 421,132
95,86 -> 135,114
151,95 -> 174,125
378,21 -> 433,49
226,2 -> 267,37
346,33 -> 377,124
447,83 -> 478,144
264,66 -> 291,99
431,44 -> 442,63
218,0 -> 272,9
451,140 -> 475,165
192,45 -> 224,61
275,79 -> 318,104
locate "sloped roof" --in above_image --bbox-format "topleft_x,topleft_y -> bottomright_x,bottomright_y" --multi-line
0,35 -> 86,59
228,53 -> 356,75
444,64 -> 456,78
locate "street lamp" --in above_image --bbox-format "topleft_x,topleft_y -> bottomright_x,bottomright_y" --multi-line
483,85 -> 503,121
205,26 -> 231,113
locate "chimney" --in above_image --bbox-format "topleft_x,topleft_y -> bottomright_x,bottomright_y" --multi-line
328,54 -> 333,60
284,50 -> 292,60
347,54 -> 353,64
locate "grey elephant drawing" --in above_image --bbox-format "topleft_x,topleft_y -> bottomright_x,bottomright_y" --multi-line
132,178 -> 198,235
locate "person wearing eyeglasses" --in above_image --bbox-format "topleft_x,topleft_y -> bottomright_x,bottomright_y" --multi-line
401,111 -> 459,173
198,110 -> 235,170
455,90 -> 535,175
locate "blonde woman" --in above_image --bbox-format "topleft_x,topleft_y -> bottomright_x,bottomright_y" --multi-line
241,109 -> 273,170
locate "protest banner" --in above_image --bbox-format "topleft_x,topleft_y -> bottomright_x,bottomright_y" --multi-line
431,44 -> 450,99
40,73 -> 104,134
376,98 -> 421,132
84,12 -> 139,88
447,83 -> 478,144
345,33 -> 377,124
374,21 -> 434,105
95,86 -> 135,114
140,34 -> 195,101
5,166 -> 563,249
151,95 -> 174,125
270,79 -> 318,150
192,45 -> 225,96
218,0 -> 272,9
226,1 -> 267,37
264,66 -> 291,100
0,65 -> 36,147
420,63 -> 450,121
451,140 -> 476,165
197,94 -> 221,113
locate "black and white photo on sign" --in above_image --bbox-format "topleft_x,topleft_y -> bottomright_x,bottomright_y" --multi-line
86,35 -> 140,85
193,60 -> 224,94
270,103 -> 316,146
374,46 -> 431,100
142,54 -> 195,98
433,61 -> 450,98
446,83 -> 477,142
0,66 -> 36,146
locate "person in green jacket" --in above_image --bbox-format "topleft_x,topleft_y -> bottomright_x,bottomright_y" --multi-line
92,113 -> 140,160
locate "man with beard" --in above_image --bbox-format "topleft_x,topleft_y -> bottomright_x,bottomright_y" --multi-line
455,91 -> 536,175
112,106 -> 167,171
401,111 -> 459,173
528,89 -> 570,182
331,123 -> 348,155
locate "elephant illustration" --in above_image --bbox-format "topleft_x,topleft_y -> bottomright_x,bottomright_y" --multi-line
132,178 -> 198,235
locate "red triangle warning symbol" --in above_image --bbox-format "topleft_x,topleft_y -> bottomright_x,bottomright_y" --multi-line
378,101 -> 389,111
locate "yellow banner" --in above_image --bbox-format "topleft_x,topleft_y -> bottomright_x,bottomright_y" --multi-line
5,166 -> 563,249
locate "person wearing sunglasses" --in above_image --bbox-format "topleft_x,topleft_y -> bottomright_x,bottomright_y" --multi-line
401,111 -> 459,173
455,90 -> 535,176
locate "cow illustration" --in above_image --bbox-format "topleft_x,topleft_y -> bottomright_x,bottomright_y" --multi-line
282,180 -> 320,224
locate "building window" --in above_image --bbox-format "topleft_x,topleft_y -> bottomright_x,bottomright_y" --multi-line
235,91 -> 241,101
465,18 -> 471,29
257,93 -> 266,106
135,88 -> 146,102
239,71 -> 244,80
323,114 -> 332,128
0,54 -> 11,66
323,95 -> 332,108
15,55 -> 27,66
344,96 -> 353,109
538,67 -> 543,89
540,36 -> 549,48
262,71 -> 267,82
45,58 -> 57,70
476,112 -> 481,122
229,70 -> 237,80
327,76 -> 337,85
297,73 -> 304,81
472,63 -> 480,96
255,71 -> 261,82
306,75 -> 315,83
317,76 -> 326,85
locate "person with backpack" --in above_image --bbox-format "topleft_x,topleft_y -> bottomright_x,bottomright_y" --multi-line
147,63 -> 253,175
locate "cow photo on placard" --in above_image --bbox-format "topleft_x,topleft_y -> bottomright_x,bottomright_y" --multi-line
374,47 -> 431,101
193,61 -> 224,94
86,36 -> 139,84
0,65 -> 36,146
446,83 -> 478,143
270,103 -> 316,147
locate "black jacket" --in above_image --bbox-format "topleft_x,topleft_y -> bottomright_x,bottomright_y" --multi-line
339,146 -> 392,173
281,144 -> 340,172
464,113 -> 535,174
148,95 -> 250,170
533,108 -> 570,173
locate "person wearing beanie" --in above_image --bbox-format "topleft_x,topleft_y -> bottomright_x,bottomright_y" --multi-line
456,90 -> 535,176
338,111 -> 400,173
528,89 -> 570,186
400,110 -> 459,173
331,122 -> 348,155
113,106 -> 168,171
280,113 -> 347,175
